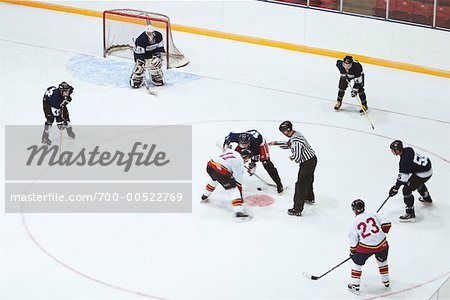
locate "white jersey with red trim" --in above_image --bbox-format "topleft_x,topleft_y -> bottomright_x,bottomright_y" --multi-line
212,150 -> 246,185
348,212 -> 391,253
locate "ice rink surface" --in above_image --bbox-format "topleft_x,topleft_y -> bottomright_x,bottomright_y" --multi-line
0,3 -> 449,300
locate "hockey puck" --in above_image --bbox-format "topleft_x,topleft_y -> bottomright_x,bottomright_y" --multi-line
257,187 -> 262,191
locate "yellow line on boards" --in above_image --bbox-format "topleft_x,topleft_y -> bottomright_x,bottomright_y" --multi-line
2,0 -> 449,78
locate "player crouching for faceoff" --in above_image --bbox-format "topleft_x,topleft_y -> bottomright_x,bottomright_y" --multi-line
388,140 -> 433,222
348,199 -> 391,295
201,149 -> 253,221
130,25 -> 165,88
335,55 -> 368,113
41,82 -> 75,145
223,130 -> 284,194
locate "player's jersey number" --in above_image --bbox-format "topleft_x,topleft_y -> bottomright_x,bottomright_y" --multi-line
357,217 -> 380,239
413,153 -> 428,167
45,87 -> 56,98
220,153 -> 236,160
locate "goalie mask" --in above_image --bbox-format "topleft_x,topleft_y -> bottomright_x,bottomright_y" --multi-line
145,25 -> 155,40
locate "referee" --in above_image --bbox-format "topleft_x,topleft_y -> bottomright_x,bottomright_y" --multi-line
272,121 -> 317,216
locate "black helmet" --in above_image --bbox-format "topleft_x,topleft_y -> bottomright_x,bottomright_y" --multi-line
238,133 -> 251,146
351,199 -> 365,214
343,55 -> 354,64
239,149 -> 252,160
390,140 -> 403,151
58,81 -> 70,90
279,120 -> 293,132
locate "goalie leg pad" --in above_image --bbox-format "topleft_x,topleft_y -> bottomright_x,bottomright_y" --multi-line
147,56 -> 165,86
130,59 -> 145,88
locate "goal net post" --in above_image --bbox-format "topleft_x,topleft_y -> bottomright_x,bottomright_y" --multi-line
103,9 -> 189,69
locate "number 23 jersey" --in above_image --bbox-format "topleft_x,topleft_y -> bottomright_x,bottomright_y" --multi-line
348,212 -> 391,253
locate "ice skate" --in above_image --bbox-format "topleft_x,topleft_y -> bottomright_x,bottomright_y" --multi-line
235,211 -> 252,222
418,192 -> 432,204
200,194 -> 209,203
287,208 -> 301,217
359,104 -> 368,114
334,101 -> 342,111
383,281 -> 390,291
66,127 -> 75,138
347,284 -> 360,295
41,131 -> 51,145
399,213 -> 416,222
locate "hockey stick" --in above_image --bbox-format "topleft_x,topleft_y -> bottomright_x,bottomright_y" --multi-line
303,257 -> 351,280
245,165 -> 277,187
59,128 -> 63,156
376,196 -> 391,213
346,79 -> 374,130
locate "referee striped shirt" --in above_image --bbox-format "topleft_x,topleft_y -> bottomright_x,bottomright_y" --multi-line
289,131 -> 315,163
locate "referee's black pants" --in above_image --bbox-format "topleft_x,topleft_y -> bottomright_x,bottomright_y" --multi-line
293,155 -> 317,212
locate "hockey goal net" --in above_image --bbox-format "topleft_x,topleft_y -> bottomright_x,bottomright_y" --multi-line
103,9 -> 189,69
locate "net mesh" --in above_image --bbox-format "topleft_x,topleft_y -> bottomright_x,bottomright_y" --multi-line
103,9 -> 189,68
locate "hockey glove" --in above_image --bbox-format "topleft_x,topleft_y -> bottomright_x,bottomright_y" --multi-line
351,89 -> 358,98
61,96 -> 72,106
247,161 -> 257,175
389,186 -> 399,197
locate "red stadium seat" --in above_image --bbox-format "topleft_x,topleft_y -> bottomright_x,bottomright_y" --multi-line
436,5 -> 450,28
391,0 -> 414,22
410,2 -> 433,25
438,0 -> 450,7
275,0 -> 307,5
308,0 -> 321,7
374,0 -> 387,18
319,0 -> 338,10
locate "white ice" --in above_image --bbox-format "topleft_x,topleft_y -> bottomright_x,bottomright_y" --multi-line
0,3 -> 449,300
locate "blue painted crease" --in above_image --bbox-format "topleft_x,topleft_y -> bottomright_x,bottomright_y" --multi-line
67,54 -> 201,88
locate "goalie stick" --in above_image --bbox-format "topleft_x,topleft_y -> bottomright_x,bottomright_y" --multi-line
143,79 -> 158,96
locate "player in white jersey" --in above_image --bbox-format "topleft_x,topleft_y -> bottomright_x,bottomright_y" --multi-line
201,149 -> 252,221
347,199 -> 392,295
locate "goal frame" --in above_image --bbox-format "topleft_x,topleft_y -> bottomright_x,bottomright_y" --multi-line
103,9 -> 174,69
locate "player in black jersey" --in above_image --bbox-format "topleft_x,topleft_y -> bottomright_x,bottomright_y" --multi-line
335,55 -> 368,113
224,130 -> 283,193
41,82 -> 75,145
130,25 -> 165,88
388,140 -> 433,222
